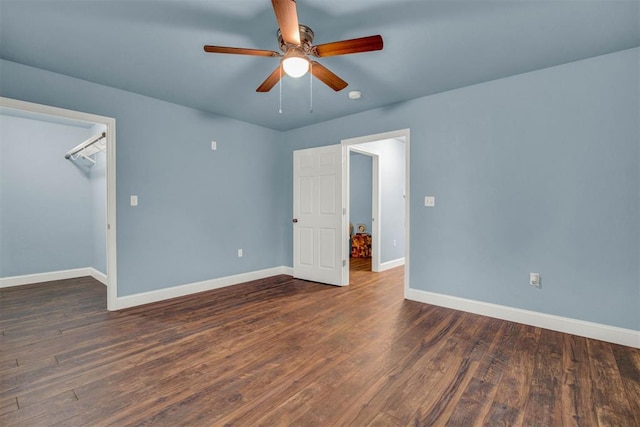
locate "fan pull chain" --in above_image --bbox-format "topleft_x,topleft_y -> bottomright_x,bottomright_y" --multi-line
279,65 -> 283,114
309,62 -> 313,113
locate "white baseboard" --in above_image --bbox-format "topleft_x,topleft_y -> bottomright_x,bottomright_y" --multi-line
379,257 -> 405,272
0,267 -> 106,288
405,288 -> 640,349
89,268 -> 108,286
113,266 -> 293,310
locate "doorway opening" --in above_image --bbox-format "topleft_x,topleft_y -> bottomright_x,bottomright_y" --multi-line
342,129 -> 410,293
0,97 -> 117,310
349,148 -> 377,271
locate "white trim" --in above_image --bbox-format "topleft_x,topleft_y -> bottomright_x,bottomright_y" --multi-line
0,97 -> 117,309
379,257 -> 405,272
112,266 -> 293,310
89,268 -> 108,285
1,267 -> 105,288
406,287 -> 640,349
280,266 -> 293,276
371,156 -> 381,273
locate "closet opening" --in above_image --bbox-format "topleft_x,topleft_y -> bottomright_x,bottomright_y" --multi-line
0,97 -> 117,310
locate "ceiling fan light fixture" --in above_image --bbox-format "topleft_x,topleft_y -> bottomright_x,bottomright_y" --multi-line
204,1 -> 383,93
282,50 -> 309,78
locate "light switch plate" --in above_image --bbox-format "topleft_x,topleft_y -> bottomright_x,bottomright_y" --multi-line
424,196 -> 435,207
211,141 -> 217,151
130,195 -> 138,206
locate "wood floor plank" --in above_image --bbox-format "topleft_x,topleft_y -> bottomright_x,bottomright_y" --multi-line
588,338 -> 637,426
368,411 -> 404,426
446,377 -> 496,427
292,362 -> 415,426
412,357 -> 480,426
521,328 -> 564,426
68,326 -> 340,425
482,325 -> 540,426
612,344 -> 640,426
327,363 -> 415,426
445,321 -> 521,426
1,262 -> 639,426
561,334 -> 599,426
0,397 -> 18,417
0,389 -> 78,426
220,298 -> 413,425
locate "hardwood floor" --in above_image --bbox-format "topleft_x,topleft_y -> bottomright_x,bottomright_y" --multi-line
1,260 -> 639,426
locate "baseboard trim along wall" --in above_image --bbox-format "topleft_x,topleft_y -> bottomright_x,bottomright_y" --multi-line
5,267 -> 636,348
113,266 -> 294,310
89,268 -> 108,285
406,287 -> 640,349
379,257 -> 405,272
0,267 -> 107,288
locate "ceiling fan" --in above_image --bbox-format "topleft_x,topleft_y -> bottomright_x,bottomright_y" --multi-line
203,0 -> 383,93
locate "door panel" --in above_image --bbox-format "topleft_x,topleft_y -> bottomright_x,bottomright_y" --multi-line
299,227 -> 314,266
299,177 -> 314,214
319,228 -> 336,269
293,145 -> 345,286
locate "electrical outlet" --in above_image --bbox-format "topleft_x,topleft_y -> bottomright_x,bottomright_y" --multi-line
530,272 -> 541,288
237,248 -> 243,258
130,195 -> 138,206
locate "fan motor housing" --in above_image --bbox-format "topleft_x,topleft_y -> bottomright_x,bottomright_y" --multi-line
278,24 -> 315,54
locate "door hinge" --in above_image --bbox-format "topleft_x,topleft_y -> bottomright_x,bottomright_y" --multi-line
343,259 -> 347,267
343,208 -> 346,215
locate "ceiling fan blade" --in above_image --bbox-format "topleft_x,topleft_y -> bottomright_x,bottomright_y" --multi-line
204,45 -> 280,57
310,61 -> 348,92
314,35 -> 383,57
272,0 -> 300,45
256,65 -> 283,92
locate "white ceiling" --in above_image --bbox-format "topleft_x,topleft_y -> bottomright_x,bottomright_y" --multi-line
1,0 -> 638,131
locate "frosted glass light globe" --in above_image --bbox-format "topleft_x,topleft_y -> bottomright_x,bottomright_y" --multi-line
282,56 -> 309,78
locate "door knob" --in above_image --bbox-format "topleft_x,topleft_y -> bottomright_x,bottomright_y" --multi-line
292,218 -> 298,223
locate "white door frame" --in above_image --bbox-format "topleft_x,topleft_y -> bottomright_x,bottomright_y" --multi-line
341,128 -> 410,293
348,146 -> 381,272
0,97 -> 118,310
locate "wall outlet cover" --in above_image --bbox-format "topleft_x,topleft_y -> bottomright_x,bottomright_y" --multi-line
530,272 -> 541,287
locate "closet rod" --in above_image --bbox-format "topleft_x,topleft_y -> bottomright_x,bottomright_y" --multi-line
64,131 -> 106,159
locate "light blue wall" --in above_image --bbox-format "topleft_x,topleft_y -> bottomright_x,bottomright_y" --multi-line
349,152 -> 372,236
1,59 -> 288,296
349,142 -> 406,263
380,139 -> 405,263
358,139 -> 406,263
0,115 -> 95,276
284,48 -> 640,330
2,47 -> 638,331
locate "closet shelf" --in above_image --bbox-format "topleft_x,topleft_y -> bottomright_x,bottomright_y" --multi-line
65,132 -> 106,164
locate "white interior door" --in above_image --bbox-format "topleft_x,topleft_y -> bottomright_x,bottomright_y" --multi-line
293,145 -> 347,286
